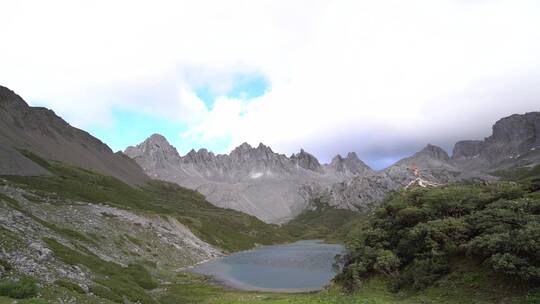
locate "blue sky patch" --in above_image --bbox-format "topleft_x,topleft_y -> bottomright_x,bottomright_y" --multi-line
195,74 -> 269,107
88,109 -> 232,155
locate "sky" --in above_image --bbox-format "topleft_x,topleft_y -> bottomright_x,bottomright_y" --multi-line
1,0 -> 540,170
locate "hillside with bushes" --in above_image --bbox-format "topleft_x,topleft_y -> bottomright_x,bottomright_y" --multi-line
334,167 -> 540,301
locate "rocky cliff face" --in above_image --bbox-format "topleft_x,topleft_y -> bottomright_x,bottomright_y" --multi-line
452,112 -> 540,170
0,86 -> 149,185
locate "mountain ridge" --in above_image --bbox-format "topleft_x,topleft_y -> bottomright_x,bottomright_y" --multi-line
0,86 -> 149,186
125,111 -> 540,223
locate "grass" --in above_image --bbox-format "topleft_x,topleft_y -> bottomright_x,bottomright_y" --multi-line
280,198 -> 360,241
2,151 -> 291,252
156,268 -> 536,304
2,150 -> 537,303
43,237 -> 158,303
54,279 -> 85,294
0,277 -> 39,299
0,192 -> 97,246
491,164 -> 540,181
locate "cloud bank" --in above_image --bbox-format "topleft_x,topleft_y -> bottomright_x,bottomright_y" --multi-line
1,0 -> 539,169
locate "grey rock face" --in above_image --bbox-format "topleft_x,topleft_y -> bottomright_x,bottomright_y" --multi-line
291,149 -> 324,173
0,86 -> 149,186
125,137 -> 355,223
452,112 -> 540,170
323,144 -> 461,211
452,140 -> 484,159
328,113 -> 540,212
326,152 -> 375,177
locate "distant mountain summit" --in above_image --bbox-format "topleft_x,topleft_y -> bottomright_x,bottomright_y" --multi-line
327,152 -> 374,177
291,149 -> 324,173
0,86 -> 148,185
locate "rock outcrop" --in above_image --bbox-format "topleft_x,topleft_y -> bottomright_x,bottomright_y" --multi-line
452,112 -> 540,170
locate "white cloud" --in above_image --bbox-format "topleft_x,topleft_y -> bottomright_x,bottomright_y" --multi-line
1,0 -> 540,166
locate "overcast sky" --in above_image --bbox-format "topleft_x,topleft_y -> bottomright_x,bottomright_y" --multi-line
1,0 -> 539,169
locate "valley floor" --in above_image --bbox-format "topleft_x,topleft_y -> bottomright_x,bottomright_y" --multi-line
1,155 -> 538,304
1,269 -> 536,304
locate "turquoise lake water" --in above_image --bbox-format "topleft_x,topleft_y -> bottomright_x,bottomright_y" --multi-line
187,240 -> 344,292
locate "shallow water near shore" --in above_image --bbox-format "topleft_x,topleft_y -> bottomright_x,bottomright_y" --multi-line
186,240 -> 344,293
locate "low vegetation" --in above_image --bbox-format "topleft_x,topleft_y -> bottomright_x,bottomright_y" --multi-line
1,150 -> 539,303
335,179 -> 540,298
4,151 -> 290,252
43,237 -> 158,303
0,277 -> 39,299
280,198 -> 359,241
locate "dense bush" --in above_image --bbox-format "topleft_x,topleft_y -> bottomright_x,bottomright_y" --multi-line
0,277 -> 39,299
336,181 -> 540,291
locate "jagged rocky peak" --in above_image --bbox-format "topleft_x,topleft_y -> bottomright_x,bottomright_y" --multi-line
229,142 -> 278,161
291,148 -> 323,173
236,142 -> 253,151
124,133 -> 181,164
413,144 -> 450,161
329,151 -> 373,176
183,148 -> 216,163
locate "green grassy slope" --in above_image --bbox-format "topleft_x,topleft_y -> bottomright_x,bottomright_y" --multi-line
4,150 -> 290,253
279,198 -> 360,241
2,150 -> 538,303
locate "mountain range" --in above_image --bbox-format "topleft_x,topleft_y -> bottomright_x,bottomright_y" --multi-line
125,112 -> 540,223
1,85 -> 539,224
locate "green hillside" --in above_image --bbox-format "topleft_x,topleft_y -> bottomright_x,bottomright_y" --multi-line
280,198 -> 360,241
334,178 -> 539,301
5,150 -> 290,252
1,151 -> 539,303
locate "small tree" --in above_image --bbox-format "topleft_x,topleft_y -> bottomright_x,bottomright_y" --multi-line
374,249 -> 400,278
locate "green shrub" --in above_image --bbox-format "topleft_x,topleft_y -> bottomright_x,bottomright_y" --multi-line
55,279 -> 85,294
90,284 -> 123,303
0,259 -> 12,273
337,181 -> 540,291
44,238 -> 158,303
0,277 -> 39,299
525,288 -> 540,304
126,263 -> 158,290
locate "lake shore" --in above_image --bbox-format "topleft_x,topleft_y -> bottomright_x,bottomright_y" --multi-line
183,240 -> 344,293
